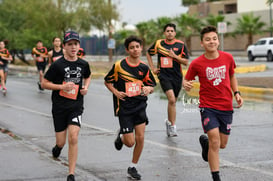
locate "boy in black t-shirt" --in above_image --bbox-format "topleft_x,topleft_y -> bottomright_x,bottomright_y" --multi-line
104,35 -> 156,180
42,31 -> 91,181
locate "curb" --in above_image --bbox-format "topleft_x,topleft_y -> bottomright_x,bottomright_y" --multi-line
185,82 -> 273,101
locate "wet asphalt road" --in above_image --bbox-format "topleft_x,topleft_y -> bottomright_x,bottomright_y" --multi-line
0,72 -> 273,181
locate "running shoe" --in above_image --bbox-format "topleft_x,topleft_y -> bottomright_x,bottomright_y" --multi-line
67,174 -> 75,181
169,125 -> 178,137
37,81 -> 44,91
114,129 -> 123,151
2,88 -> 7,96
52,145 -> 62,158
199,135 -> 209,162
127,167 -> 141,180
165,120 -> 171,137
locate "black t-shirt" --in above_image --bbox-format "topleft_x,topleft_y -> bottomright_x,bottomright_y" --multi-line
104,58 -> 156,116
44,57 -> 91,109
52,48 -> 64,62
147,39 -> 189,82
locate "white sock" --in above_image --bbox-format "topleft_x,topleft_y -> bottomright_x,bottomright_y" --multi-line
130,162 -> 138,168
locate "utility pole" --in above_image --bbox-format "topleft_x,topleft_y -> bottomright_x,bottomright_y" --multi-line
268,0 -> 272,37
108,0 -> 113,62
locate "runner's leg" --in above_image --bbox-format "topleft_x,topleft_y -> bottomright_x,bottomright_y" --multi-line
132,123 -> 145,164
67,124 -> 80,175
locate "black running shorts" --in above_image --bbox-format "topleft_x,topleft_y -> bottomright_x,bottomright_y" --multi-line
118,109 -> 148,134
36,61 -> 47,72
52,107 -> 83,132
159,78 -> 182,98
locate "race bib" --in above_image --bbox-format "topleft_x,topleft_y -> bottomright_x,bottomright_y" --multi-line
59,82 -> 79,100
160,57 -> 173,68
125,82 -> 142,97
36,56 -> 44,62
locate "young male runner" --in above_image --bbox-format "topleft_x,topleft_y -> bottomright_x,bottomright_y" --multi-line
48,37 -> 65,65
42,31 -> 91,181
32,40 -> 48,91
183,25 -> 243,181
0,41 -> 12,95
146,23 -> 189,137
104,35 -> 156,180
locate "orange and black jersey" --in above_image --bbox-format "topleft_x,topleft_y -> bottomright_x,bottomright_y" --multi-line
0,48 -> 10,65
104,58 -> 156,116
32,47 -> 48,62
147,39 -> 189,81
77,48 -> 85,58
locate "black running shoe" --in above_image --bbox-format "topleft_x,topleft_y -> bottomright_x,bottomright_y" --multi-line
199,135 -> 209,162
67,174 -> 75,181
52,145 -> 62,158
37,82 -> 44,91
114,129 -> 123,151
127,167 -> 141,180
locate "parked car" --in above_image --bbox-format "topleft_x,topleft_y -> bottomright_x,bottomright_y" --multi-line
246,37 -> 273,62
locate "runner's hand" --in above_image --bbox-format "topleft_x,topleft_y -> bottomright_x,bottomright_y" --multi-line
62,82 -> 75,91
235,94 -> 243,108
183,80 -> 194,91
114,90 -> 127,101
141,86 -> 153,96
152,67 -> 160,75
80,86 -> 88,95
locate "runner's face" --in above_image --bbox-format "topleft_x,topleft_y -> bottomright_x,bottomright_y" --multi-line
201,32 -> 219,52
0,42 -> 5,49
126,41 -> 142,58
37,42 -> 43,48
164,27 -> 176,41
53,38 -> 61,47
64,40 -> 80,57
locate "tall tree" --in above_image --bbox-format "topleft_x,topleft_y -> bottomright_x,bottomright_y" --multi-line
234,13 -> 266,48
0,0 -> 119,54
175,13 -> 203,55
205,14 -> 231,27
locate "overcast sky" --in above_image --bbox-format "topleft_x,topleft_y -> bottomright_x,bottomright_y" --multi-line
113,0 -> 188,25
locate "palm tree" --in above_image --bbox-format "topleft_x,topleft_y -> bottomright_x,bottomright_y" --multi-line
234,13 -> 266,48
174,13 -> 203,55
205,14 -> 231,27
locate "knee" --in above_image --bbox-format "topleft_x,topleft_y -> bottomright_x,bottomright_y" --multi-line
68,134 -> 78,145
220,143 -> 227,149
168,98 -> 176,106
135,134 -> 145,145
125,139 -> 135,148
209,139 -> 220,151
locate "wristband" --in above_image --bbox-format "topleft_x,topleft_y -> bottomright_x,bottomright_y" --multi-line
234,91 -> 241,96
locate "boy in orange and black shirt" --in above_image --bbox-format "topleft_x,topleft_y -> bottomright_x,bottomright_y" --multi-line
32,40 -> 48,90
0,41 -> 12,95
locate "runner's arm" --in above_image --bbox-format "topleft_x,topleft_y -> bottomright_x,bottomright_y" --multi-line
230,74 -> 243,108
169,49 -> 188,66
104,81 -> 127,101
182,79 -> 194,91
41,78 -> 74,91
80,76 -> 91,95
47,50 -> 53,65
146,52 -> 159,74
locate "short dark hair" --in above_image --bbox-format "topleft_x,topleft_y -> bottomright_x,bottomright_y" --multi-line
52,37 -> 61,42
37,40 -> 42,43
163,23 -> 176,32
124,35 -> 143,49
200,25 -> 217,40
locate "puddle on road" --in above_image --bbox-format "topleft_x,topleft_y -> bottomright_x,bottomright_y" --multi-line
154,86 -> 273,113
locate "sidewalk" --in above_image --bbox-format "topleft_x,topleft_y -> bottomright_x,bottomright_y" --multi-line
0,128 -> 102,181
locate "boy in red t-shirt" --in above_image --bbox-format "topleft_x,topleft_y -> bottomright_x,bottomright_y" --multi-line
183,25 -> 243,181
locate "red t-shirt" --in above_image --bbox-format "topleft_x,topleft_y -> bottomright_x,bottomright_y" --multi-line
185,51 -> 236,111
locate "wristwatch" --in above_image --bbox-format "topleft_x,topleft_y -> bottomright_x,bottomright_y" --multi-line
234,91 -> 241,96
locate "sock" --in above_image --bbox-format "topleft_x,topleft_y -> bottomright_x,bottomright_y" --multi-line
212,171 -> 221,181
130,162 -> 138,168
55,145 -> 63,150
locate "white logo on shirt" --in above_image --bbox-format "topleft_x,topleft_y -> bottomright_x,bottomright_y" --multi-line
206,65 -> 226,86
64,67 -> 82,83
